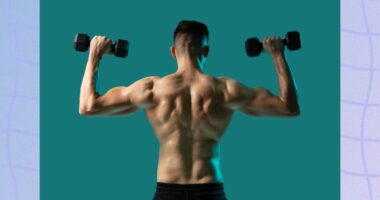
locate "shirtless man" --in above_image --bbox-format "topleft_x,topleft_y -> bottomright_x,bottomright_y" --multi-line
79,20 -> 300,200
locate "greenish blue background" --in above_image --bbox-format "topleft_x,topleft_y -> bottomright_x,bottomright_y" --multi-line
41,0 -> 340,199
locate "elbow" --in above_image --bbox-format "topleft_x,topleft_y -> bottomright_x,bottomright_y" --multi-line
79,104 -> 96,116
79,108 -> 89,115
285,106 -> 300,117
287,109 -> 300,117
79,96 -> 99,116
79,107 -> 91,116
281,99 -> 300,117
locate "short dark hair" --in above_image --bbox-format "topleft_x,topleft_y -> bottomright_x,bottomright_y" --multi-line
173,20 -> 209,45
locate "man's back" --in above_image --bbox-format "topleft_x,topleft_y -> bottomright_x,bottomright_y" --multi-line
79,21 -> 299,200
145,72 -> 233,184
80,32 -> 299,187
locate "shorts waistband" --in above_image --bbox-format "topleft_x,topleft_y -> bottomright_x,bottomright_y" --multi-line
156,182 -> 224,191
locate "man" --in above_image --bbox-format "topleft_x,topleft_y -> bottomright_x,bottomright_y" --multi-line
79,20 -> 300,200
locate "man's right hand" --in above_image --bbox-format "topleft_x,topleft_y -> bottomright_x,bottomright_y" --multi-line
262,36 -> 284,56
89,35 -> 112,58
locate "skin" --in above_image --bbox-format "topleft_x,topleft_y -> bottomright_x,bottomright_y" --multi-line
79,34 -> 300,184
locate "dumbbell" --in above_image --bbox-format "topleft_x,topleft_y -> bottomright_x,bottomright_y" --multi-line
74,33 -> 129,58
245,31 -> 301,57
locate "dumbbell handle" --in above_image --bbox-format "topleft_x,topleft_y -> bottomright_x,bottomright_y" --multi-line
85,43 -> 116,52
95,41 -> 129,58
263,33 -> 301,51
74,33 -> 129,58
74,34 -> 122,52
282,39 -> 288,45
109,44 -> 116,53
258,39 -> 288,46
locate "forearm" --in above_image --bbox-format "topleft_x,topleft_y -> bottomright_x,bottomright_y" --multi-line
272,53 -> 299,113
79,52 -> 101,112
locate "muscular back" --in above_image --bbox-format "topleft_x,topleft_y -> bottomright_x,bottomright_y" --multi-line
80,35 -> 299,185
145,73 -> 233,184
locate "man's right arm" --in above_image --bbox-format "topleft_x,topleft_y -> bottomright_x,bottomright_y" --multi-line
220,77 -> 299,117
220,36 -> 300,117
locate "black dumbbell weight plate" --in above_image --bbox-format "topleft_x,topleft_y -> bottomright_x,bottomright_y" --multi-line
245,38 -> 262,57
286,31 -> 301,51
74,33 -> 90,52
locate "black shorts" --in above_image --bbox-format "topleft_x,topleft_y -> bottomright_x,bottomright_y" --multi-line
153,182 -> 228,200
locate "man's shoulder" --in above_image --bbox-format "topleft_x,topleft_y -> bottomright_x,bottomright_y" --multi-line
143,76 -> 161,81
214,76 -> 250,96
129,76 -> 161,90
136,76 -> 161,85
216,76 -> 235,83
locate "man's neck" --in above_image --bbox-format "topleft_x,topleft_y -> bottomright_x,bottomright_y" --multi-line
176,56 -> 203,75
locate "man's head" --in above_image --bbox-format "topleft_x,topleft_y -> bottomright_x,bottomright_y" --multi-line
171,20 -> 209,68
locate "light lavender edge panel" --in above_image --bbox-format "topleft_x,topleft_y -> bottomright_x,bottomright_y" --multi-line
0,0 -> 40,199
341,0 -> 380,199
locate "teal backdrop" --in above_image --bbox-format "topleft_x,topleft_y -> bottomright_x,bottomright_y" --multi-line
41,0 -> 340,199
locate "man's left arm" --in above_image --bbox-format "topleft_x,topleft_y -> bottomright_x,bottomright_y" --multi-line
79,35 -> 159,116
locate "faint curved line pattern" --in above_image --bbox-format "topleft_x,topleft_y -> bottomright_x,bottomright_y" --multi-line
0,21 -> 38,31
358,0 -> 375,198
341,28 -> 380,36
2,58 -> 39,67
341,134 -> 380,142
341,99 -> 379,107
4,45 -> 20,200
341,169 -> 380,178
0,129 -> 39,137
5,58 -> 21,199
341,63 -> 380,71
1,0 -> 39,199
0,165 -> 39,172
0,94 -> 39,101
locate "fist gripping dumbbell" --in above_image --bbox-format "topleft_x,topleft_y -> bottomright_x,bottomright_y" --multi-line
74,33 -> 129,58
245,31 -> 301,57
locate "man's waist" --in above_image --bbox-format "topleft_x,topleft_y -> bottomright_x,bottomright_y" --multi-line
156,181 -> 224,191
